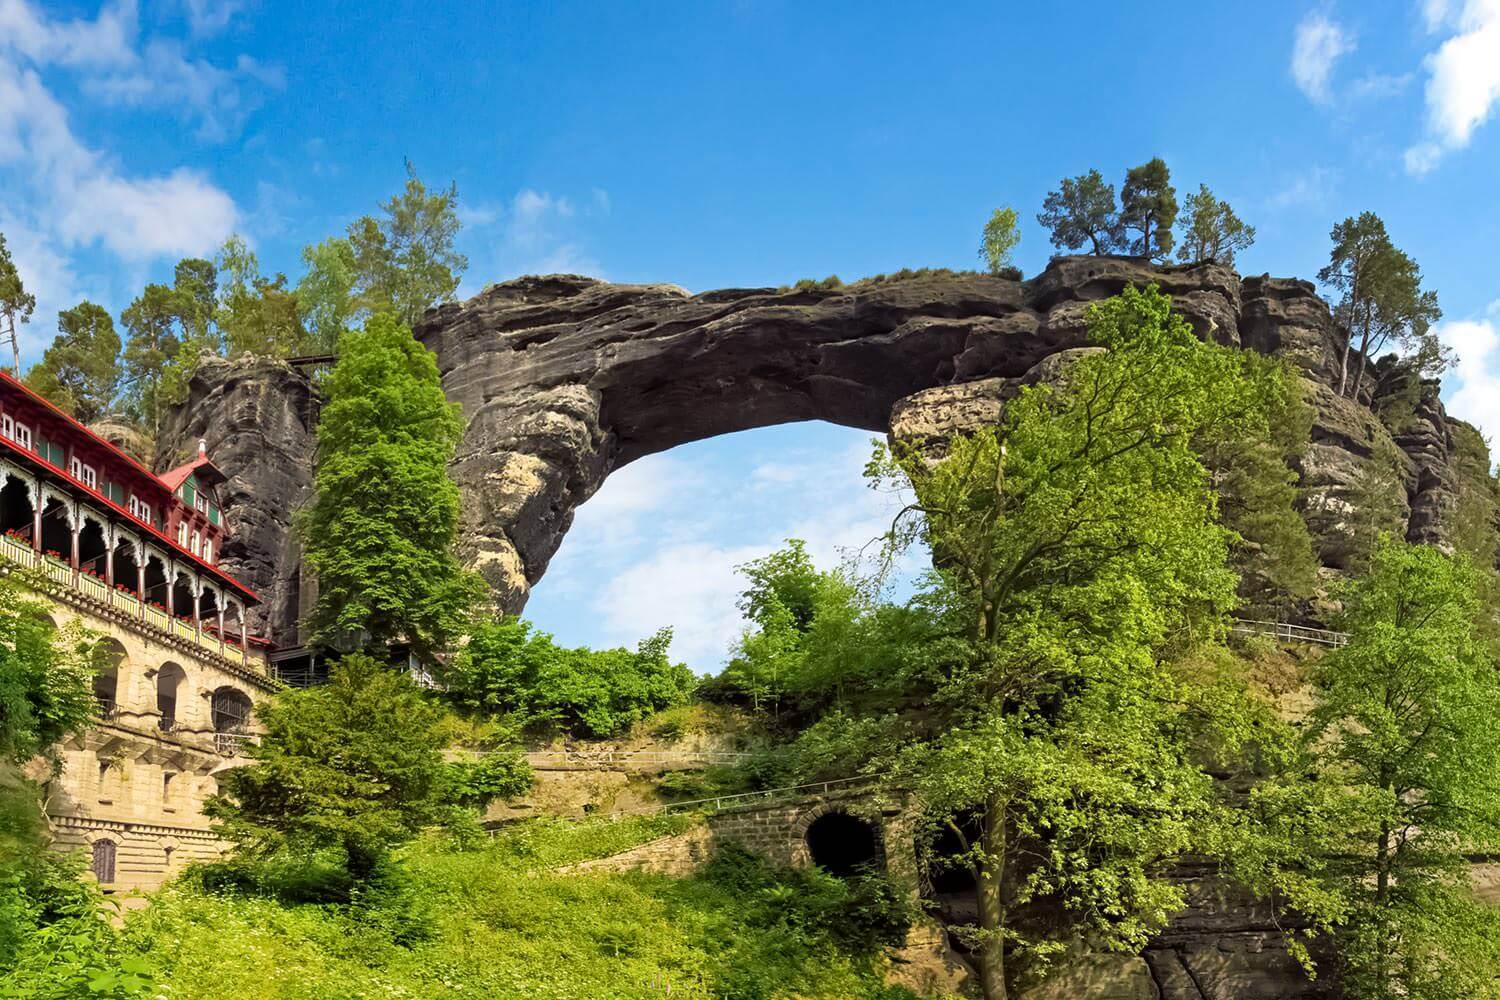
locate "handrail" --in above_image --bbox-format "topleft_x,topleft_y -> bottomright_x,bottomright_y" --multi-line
1230,617 -> 1349,647
660,774 -> 880,814
520,749 -> 756,767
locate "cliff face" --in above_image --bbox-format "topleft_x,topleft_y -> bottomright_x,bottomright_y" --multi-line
155,355 -> 317,648
162,254 -> 1474,640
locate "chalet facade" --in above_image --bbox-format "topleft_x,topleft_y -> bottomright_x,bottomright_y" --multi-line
0,371 -> 279,894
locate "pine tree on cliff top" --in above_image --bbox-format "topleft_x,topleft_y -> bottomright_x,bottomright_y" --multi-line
299,313 -> 482,658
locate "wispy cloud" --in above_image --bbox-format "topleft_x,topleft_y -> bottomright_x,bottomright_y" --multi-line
1266,165 -> 1337,209
1439,300 -> 1500,439
1404,0 -> 1500,173
461,187 -> 608,288
0,0 -> 261,352
1291,11 -> 1355,103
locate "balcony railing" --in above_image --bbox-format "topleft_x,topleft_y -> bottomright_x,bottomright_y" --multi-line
214,732 -> 256,757
94,698 -> 117,720
0,532 -> 258,671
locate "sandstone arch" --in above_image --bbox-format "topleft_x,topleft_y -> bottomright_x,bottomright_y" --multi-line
160,255 -> 1463,644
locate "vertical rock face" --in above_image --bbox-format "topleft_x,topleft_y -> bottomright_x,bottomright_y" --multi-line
154,355 -> 318,649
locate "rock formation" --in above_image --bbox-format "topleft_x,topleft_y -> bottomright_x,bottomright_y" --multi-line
167,256 -> 1479,636
155,354 -> 318,648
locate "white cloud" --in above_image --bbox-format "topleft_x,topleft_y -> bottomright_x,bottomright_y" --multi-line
182,0 -> 241,37
84,44 -> 283,141
1440,301 -> 1500,446
0,0 -> 251,320
530,432 -> 918,672
460,187 -> 609,287
1266,165 -> 1337,209
1291,12 -> 1354,103
1404,0 -> 1500,173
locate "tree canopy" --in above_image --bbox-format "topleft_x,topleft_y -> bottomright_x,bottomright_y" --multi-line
1118,157 -> 1177,260
0,233 -> 36,377
440,617 -> 695,738
1319,212 -> 1444,400
1036,168 -> 1119,255
298,312 -> 481,658
25,302 -> 122,424
1176,183 -> 1256,265
979,206 -> 1022,274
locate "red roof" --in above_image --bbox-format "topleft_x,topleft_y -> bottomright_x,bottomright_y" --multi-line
0,370 -> 258,604
159,454 -> 227,493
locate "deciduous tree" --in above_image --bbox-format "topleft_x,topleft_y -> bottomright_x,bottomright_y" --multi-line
865,285 -> 1297,998
979,206 -> 1022,274
298,313 -> 482,658
1306,541 -> 1500,999
217,236 -> 307,358
347,163 -> 468,328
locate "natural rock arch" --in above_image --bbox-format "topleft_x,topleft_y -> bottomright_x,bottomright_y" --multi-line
160,255 -> 1462,643
412,257 -> 1267,611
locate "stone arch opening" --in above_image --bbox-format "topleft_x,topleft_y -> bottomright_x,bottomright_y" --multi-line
211,686 -> 251,734
805,809 -> 882,878
93,637 -> 129,719
156,662 -> 186,731
91,838 -> 116,884
0,474 -> 33,541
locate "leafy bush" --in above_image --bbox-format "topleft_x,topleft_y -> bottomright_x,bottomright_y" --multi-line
440,617 -> 696,738
443,751 -> 533,810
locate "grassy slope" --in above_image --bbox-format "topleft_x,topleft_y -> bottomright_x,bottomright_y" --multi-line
115,815 -> 918,1000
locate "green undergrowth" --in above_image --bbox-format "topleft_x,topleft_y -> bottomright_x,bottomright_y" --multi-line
82,815 -> 922,1000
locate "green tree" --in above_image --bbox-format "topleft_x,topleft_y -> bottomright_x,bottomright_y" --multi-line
865,285 -> 1296,998
1036,169 -> 1120,256
1175,184 -> 1256,265
205,655 -> 458,877
0,575 -> 101,768
1197,358 -> 1318,609
216,236 -> 307,358
0,232 -> 36,377
1118,157 -> 1177,260
295,237 -> 358,354
1307,541 -> 1500,999
1319,213 -> 1443,400
979,206 -> 1022,274
299,313 -> 482,658
24,302 -> 122,423
347,163 -> 468,328
121,258 -> 225,438
441,617 -> 695,738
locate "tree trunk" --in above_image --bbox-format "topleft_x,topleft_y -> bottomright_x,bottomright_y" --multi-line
975,794 -> 1009,1000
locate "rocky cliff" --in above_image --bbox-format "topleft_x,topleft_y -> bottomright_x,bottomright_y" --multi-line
155,354 -> 318,647
163,254 -> 1482,642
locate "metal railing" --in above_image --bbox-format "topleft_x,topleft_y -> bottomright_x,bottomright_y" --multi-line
1230,618 -> 1349,648
660,775 -> 880,814
214,732 -> 257,757
520,749 -> 756,769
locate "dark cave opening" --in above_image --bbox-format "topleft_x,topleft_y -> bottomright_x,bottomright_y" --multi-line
805,811 -> 881,878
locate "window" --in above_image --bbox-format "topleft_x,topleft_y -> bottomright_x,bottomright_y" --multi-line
191,531 -> 200,556
162,772 -> 176,809
196,493 -> 206,512
69,458 -> 97,490
203,541 -> 213,564
91,840 -> 116,884
103,481 -> 124,505
36,437 -> 63,466
177,523 -> 188,547
128,496 -> 153,526
6,420 -> 32,450
1,414 -> 11,442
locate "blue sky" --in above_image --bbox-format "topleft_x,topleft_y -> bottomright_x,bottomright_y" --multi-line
2,1 -> 1499,669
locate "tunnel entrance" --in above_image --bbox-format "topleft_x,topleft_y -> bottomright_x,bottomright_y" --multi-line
805,811 -> 881,878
